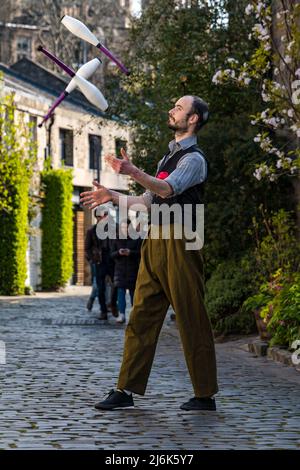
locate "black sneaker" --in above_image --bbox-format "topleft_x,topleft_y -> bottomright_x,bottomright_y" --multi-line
180,397 -> 216,411
95,389 -> 134,410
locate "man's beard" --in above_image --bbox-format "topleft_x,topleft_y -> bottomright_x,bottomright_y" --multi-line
167,122 -> 178,131
167,117 -> 188,132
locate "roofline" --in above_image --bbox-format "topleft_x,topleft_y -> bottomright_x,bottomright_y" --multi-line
17,56 -> 70,86
0,21 -> 39,30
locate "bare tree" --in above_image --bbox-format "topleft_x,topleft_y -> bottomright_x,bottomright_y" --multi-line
0,0 -> 22,23
25,0 -> 81,71
17,0 -> 131,87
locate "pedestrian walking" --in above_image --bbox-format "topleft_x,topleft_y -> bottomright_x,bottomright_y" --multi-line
84,206 -> 111,320
110,219 -> 142,324
85,262 -> 98,312
106,245 -> 119,318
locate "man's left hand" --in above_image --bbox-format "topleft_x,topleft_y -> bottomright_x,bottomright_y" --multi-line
105,148 -> 136,176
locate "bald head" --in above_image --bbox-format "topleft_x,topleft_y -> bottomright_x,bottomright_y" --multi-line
168,95 -> 209,135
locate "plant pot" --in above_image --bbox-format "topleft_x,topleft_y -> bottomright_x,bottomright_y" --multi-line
254,308 -> 271,341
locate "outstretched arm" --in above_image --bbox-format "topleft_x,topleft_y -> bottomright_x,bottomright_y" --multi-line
105,148 -> 173,199
80,181 -> 150,210
80,147 -> 171,210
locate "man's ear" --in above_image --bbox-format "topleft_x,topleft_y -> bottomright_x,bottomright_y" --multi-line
188,113 -> 200,126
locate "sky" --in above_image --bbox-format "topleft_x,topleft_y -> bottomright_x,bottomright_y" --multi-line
131,0 -> 141,16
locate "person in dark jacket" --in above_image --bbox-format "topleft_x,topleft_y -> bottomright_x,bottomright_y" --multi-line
110,219 -> 142,323
85,208 -> 111,320
85,259 -> 98,312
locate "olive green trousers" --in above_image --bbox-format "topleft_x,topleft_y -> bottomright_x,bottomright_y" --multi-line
117,225 -> 218,397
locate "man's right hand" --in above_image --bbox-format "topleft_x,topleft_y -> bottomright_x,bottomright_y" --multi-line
80,180 -> 112,209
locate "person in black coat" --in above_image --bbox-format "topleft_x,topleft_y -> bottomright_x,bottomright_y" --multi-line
110,219 -> 142,323
85,208 -> 111,320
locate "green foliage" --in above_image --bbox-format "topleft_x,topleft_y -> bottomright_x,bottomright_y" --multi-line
244,269 -> 300,348
0,179 -> 29,295
242,291 -> 272,313
213,1 -> 300,179
201,116 -> 292,274
266,274 -> 300,348
0,92 -> 36,295
242,209 -> 300,343
41,168 -> 73,290
205,257 -> 256,335
248,208 -> 300,287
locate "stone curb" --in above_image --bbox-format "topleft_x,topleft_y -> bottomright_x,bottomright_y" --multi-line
247,339 -> 300,371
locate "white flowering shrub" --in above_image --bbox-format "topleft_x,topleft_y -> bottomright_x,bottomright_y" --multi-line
212,0 -> 300,181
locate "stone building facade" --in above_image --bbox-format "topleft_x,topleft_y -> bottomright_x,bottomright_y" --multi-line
0,58 -> 131,290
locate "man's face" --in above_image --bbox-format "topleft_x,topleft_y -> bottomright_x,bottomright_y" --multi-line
167,96 -> 194,132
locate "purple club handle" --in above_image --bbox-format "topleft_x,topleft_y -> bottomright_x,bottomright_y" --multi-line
38,91 -> 68,127
97,43 -> 130,76
37,46 -> 75,77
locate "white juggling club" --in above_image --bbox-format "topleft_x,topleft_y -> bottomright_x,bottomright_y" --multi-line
67,74 -> 108,111
61,15 -> 130,75
38,57 -> 107,126
67,58 -> 101,91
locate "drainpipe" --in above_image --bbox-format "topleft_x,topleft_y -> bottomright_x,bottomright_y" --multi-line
45,114 -> 55,168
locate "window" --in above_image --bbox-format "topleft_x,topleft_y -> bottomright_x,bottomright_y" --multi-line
16,36 -> 32,60
29,116 -> 37,142
115,138 -> 127,159
59,128 -> 73,166
89,134 -> 102,170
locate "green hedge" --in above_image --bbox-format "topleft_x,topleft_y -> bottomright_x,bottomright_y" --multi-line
206,257 -> 256,335
0,93 -> 35,295
0,173 -> 30,295
41,168 -> 73,290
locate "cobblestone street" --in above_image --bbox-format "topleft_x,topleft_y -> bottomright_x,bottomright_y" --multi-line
0,287 -> 299,450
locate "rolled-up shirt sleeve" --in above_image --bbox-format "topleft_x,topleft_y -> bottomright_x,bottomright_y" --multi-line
142,157 -> 164,208
164,153 -> 207,196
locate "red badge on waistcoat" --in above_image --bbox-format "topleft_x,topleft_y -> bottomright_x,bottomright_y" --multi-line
156,171 -> 169,180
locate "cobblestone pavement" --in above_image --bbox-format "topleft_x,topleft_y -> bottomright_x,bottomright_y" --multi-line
0,286 -> 299,450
